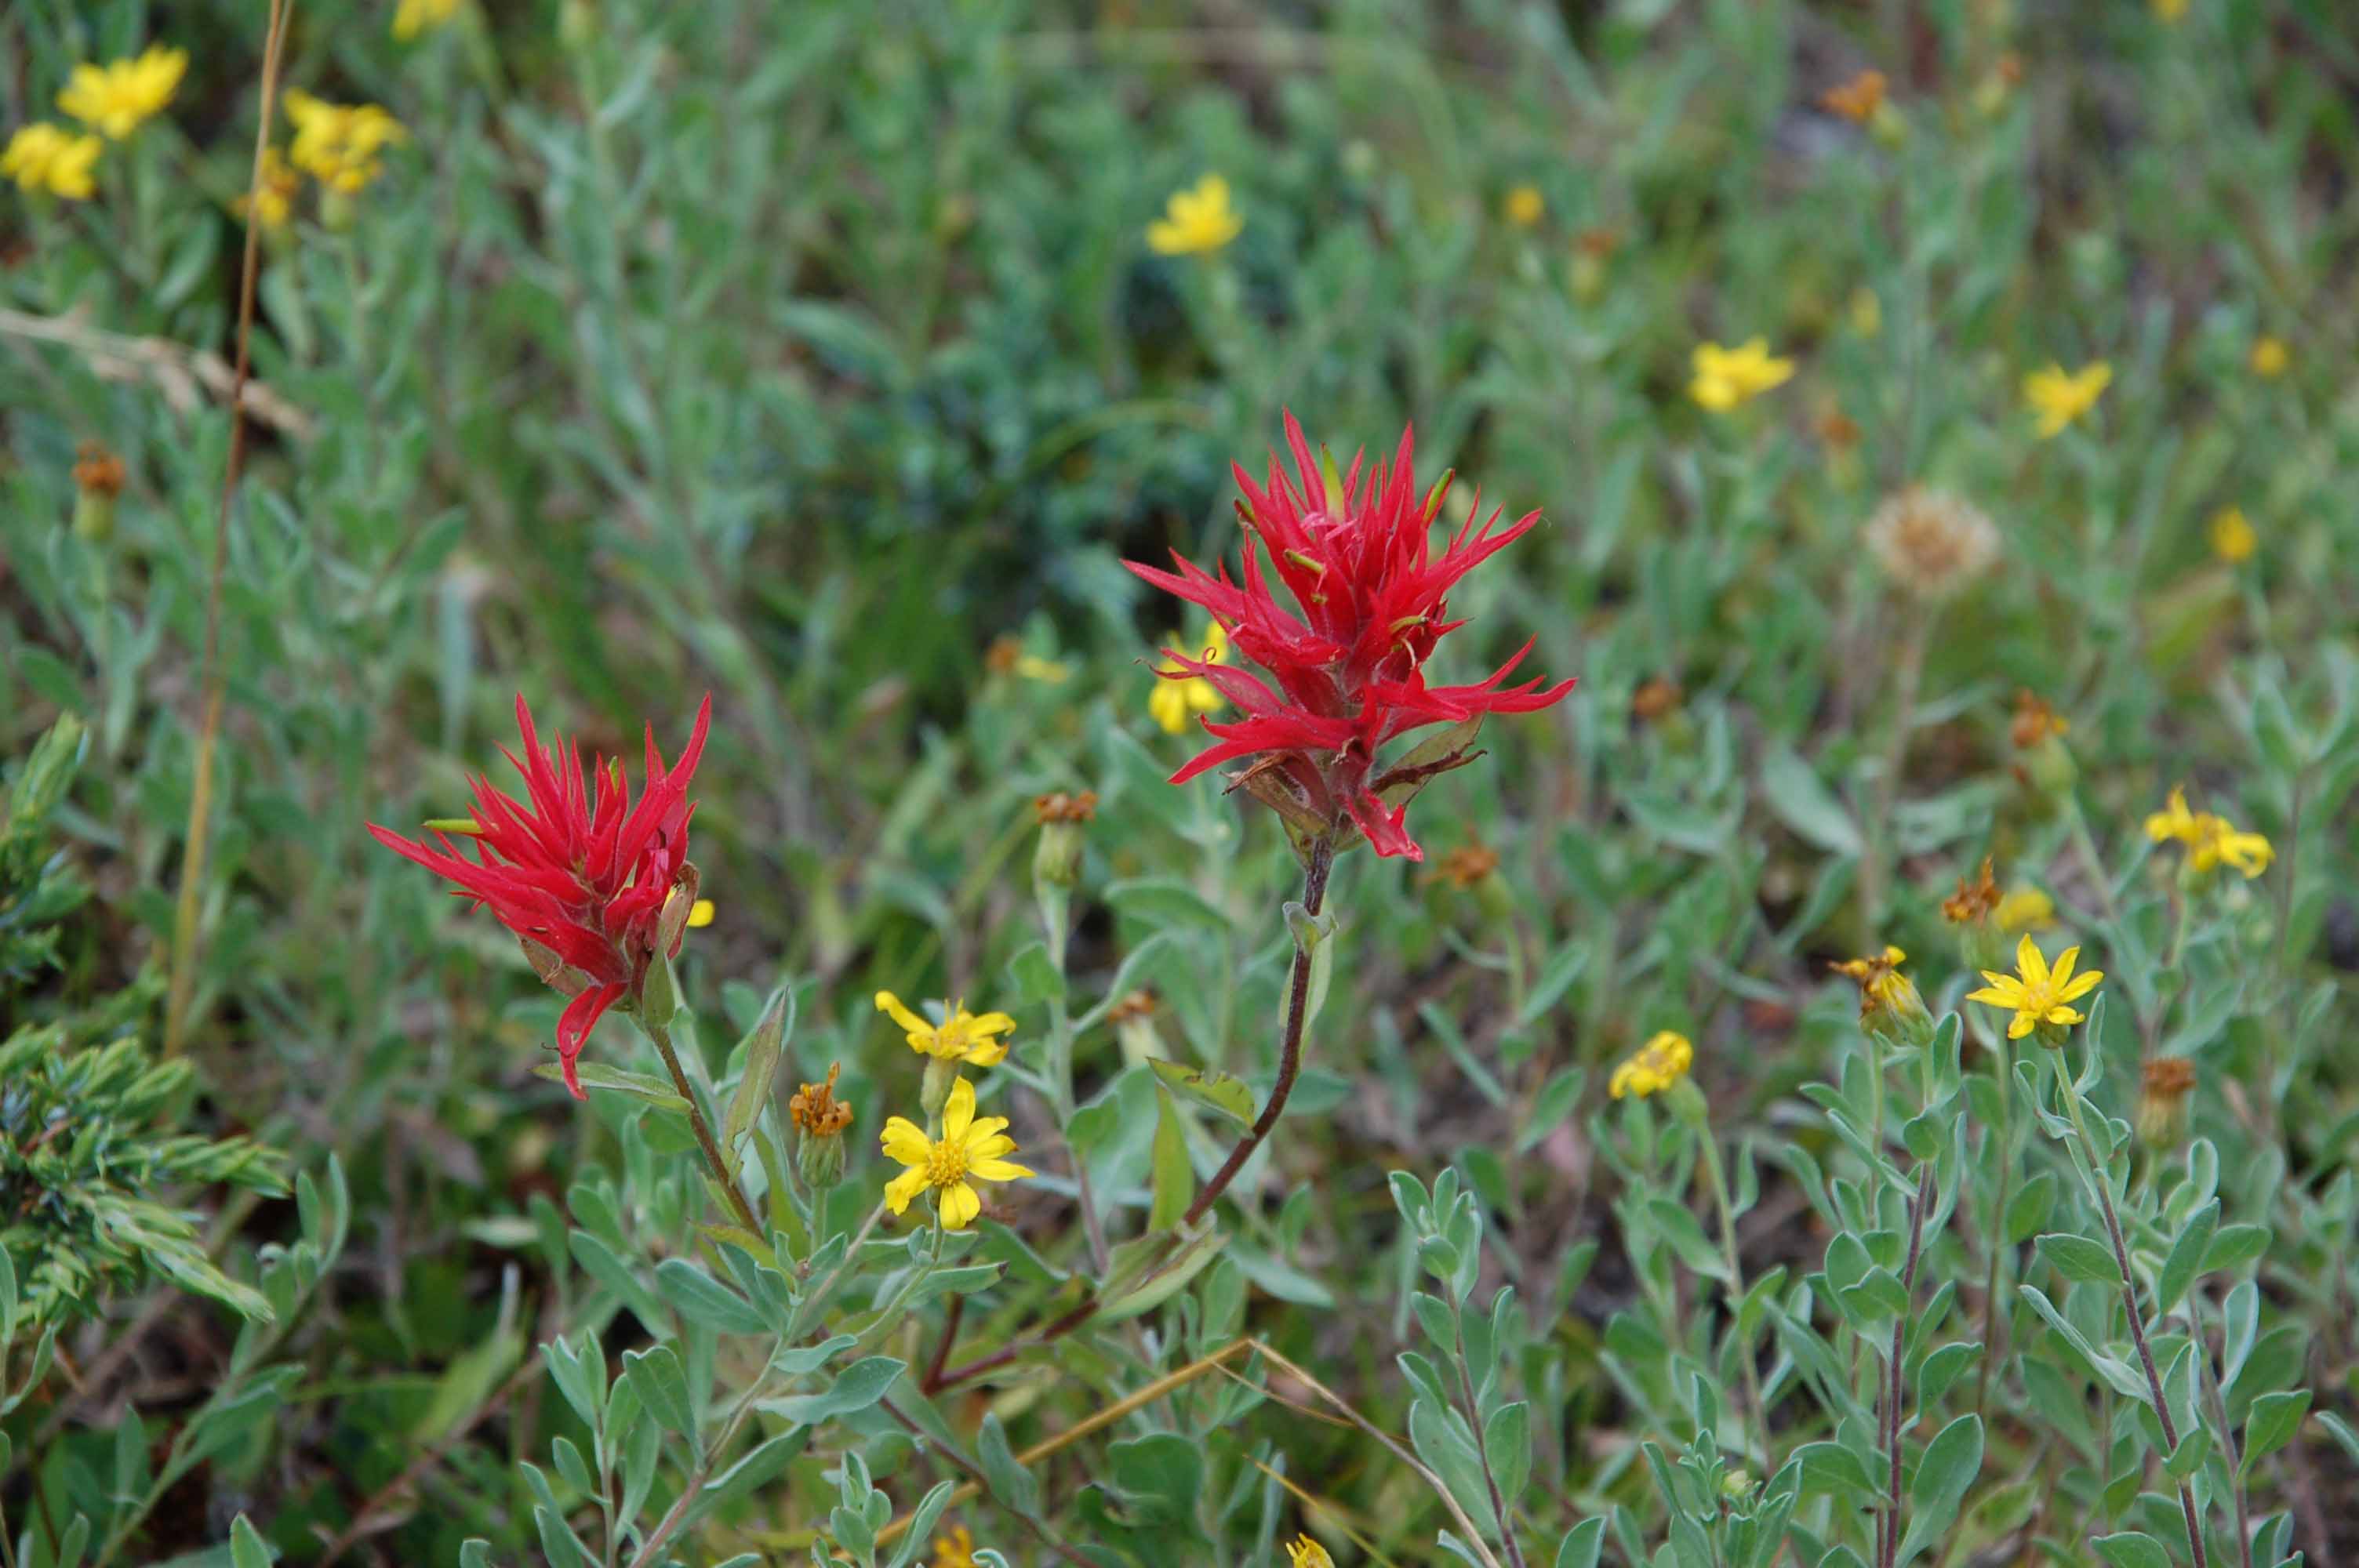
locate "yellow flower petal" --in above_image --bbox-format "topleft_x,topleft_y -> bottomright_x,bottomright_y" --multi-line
883,1164 -> 930,1214
880,1116 -> 932,1167
968,1157 -> 1034,1182
941,1076 -> 976,1142
938,1180 -> 983,1230
875,989 -> 933,1041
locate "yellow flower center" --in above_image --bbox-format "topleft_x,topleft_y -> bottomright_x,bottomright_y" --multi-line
925,1138 -> 969,1189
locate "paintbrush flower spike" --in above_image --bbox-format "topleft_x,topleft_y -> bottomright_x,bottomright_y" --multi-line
1126,413 -> 1575,860
369,693 -> 711,1097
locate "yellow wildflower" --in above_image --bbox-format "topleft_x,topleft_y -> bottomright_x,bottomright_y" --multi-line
1995,887 -> 2055,933
2023,361 -> 2110,439
1966,935 -> 2103,1041
1830,946 -> 1910,1011
1150,622 -> 1229,735
876,991 -> 1016,1067
2145,787 -> 2268,876
2208,506 -> 2256,564
880,1076 -> 1032,1229
2145,786 -> 2203,846
1503,183 -> 1545,227
284,89 -> 409,194
1609,1031 -> 1694,1100
1831,946 -> 1932,1044
1288,1537 -> 1336,1568
2248,336 -> 2288,379
394,0 -> 465,39
57,46 -> 186,140
931,1525 -> 980,1568
2,123 -> 103,200
1147,174 -> 1242,256
233,146 -> 302,229
1689,339 -> 1795,412
2152,0 -> 2188,19
686,898 -> 715,928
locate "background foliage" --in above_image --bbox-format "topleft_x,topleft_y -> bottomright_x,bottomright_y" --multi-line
3,0 -> 2357,1564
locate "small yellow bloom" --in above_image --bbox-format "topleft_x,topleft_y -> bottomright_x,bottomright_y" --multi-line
57,46 -> 187,140
1288,1537 -> 1336,1568
1503,183 -> 1545,227
284,89 -> 409,194
2248,336 -> 2288,379
1689,339 -> 1795,412
2023,361 -> 2110,439
931,1524 -> 980,1568
880,1077 -> 1032,1229
234,147 -> 302,230
686,898 -> 715,929
2208,506 -> 2256,564
1609,1030 -> 1694,1100
1995,887 -> 2055,933
876,991 -> 1016,1067
1830,946 -> 1910,1011
1150,622 -> 1229,735
2152,789 -> 2272,878
1965,935 -> 2104,1041
2152,0 -> 2188,20
394,0 -> 465,39
2,122 -> 103,200
1147,174 -> 1243,256
2145,785 -> 2203,846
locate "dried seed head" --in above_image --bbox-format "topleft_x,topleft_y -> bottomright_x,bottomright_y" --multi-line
1865,486 -> 1999,601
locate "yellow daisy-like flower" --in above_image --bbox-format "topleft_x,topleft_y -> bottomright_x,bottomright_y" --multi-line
2195,818 -> 2273,877
876,991 -> 1016,1067
284,89 -> 409,194
234,146 -> 302,230
57,46 -> 187,140
1995,887 -> 2055,933
2208,506 -> 2256,564
1288,1537 -> 1336,1568
2023,361 -> 2110,439
1689,339 -> 1795,412
1503,183 -> 1544,227
2,122 -> 103,201
2248,336 -> 2288,379
1147,174 -> 1243,256
686,898 -> 715,928
1609,1030 -> 1694,1100
931,1524 -> 980,1568
1965,935 -> 2103,1041
2145,785 -> 2204,846
881,1076 -> 1033,1229
1150,621 -> 1229,735
394,0 -> 465,39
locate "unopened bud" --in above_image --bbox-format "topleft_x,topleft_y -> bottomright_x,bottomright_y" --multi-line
72,441 -> 123,542
920,1056 -> 957,1122
656,864 -> 702,957
2136,1056 -> 2196,1151
1108,989 -> 1163,1069
558,0 -> 597,49
1031,792 -> 1095,892
790,1062 -> 854,1189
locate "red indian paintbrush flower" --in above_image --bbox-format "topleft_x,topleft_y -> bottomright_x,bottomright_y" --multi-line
369,693 -> 712,1097
1127,414 -> 1573,859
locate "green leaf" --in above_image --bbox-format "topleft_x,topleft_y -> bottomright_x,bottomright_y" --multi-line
703,1430 -> 811,1508
1147,1058 -> 1256,1127
2201,1222 -> 2271,1274
1553,1519 -> 1606,1568
230,1514 -> 273,1568
1794,1440 -> 1877,1499
535,1061 -> 689,1109
2005,1171 -> 2059,1243
976,1411 -> 1041,1516
2037,1232 -> 2121,1287
1896,1414 -> 1983,1564
759,1356 -> 905,1424
1485,1400 -> 1531,1508
2093,1534 -> 2173,1568
2157,1200 -> 2219,1315
1761,743 -> 1863,855
1009,942 -> 1067,1004
2242,1390 -> 2310,1475
724,986 -> 793,1152
655,1258 -> 771,1336
621,1344 -> 696,1439
1148,1086 -> 1193,1230
1516,1067 -> 1588,1153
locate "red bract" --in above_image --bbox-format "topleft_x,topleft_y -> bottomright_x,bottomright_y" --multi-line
1128,414 -> 1573,860
369,693 -> 712,1097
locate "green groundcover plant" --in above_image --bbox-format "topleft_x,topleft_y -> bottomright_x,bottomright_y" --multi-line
3,1 -> 2357,1565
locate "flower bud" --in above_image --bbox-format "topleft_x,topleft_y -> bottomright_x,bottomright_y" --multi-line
2136,1056 -> 2196,1151
72,441 -> 124,543
1833,946 -> 1934,1051
656,865 -> 702,958
920,1055 -> 957,1122
790,1062 -> 854,1189
1108,989 -> 1163,1069
558,0 -> 597,49
2009,691 -> 2075,796
1031,791 -> 1096,892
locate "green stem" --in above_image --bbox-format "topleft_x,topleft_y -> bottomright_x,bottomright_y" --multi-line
640,1014 -> 763,1239
1698,1130 -> 1773,1475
